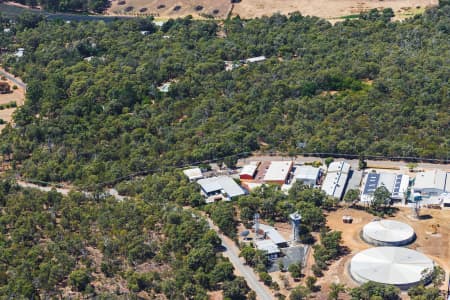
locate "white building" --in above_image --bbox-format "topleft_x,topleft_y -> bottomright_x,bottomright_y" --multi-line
183,167 -> 203,182
245,56 -> 266,63
197,176 -> 246,203
15,48 -> 24,58
360,172 -> 410,203
255,239 -> 280,259
293,165 -> 321,187
263,161 -> 293,185
413,170 -> 449,198
257,224 -> 288,247
239,164 -> 258,180
157,82 -> 171,93
321,161 -> 350,200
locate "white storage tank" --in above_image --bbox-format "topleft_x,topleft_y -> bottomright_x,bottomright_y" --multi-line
350,247 -> 434,290
362,219 -> 415,246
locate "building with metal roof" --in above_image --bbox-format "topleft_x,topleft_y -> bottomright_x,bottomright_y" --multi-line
183,167 -> 203,182
263,161 -> 293,185
257,224 -> 288,247
361,172 -> 410,203
255,240 -> 280,259
197,176 -> 246,203
413,170 -> 449,198
293,165 -> 321,187
321,161 -> 350,200
240,164 -> 258,181
350,247 -> 434,289
362,220 -> 415,246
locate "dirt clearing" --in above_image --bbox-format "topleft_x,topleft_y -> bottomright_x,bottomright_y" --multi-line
0,71 -> 25,131
314,207 -> 450,298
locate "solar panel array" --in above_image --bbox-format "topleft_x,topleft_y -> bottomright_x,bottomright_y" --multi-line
363,173 -> 380,195
392,174 -> 403,197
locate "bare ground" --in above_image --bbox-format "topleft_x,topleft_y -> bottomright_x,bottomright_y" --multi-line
313,207 -> 450,298
106,0 -> 438,21
0,77 -> 25,131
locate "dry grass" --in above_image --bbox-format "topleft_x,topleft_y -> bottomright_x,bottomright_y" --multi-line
0,72 -> 25,131
106,0 -> 437,21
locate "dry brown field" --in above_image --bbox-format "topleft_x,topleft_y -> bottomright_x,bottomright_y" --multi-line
0,75 -> 25,131
107,0 -> 438,22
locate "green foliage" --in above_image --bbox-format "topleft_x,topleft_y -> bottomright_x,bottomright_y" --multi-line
408,285 -> 444,300
371,185 -> 391,211
289,285 -> 310,300
69,269 -> 91,292
305,276 -> 317,292
206,202 -> 237,238
223,277 -> 250,300
328,282 -> 346,300
258,271 -> 272,286
344,189 -> 359,204
1,8 -> 449,188
288,263 -> 302,280
0,182 -> 234,297
350,281 -> 401,300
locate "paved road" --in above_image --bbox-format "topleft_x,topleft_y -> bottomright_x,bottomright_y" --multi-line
16,181 -> 125,201
0,3 -> 133,22
204,217 -> 274,300
0,68 -> 27,90
17,179 -> 272,299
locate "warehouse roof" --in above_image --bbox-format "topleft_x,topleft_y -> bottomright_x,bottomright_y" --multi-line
255,239 -> 280,255
414,170 -> 447,190
294,165 -> 321,181
263,161 -> 293,182
183,167 -> 203,181
197,176 -> 246,198
240,165 -> 258,177
258,224 -> 287,245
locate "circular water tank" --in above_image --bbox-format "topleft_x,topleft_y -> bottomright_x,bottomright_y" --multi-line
362,220 -> 415,246
350,247 -> 434,289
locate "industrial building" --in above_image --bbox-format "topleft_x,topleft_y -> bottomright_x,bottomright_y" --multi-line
197,176 -> 246,203
350,247 -> 434,289
257,224 -> 288,248
239,162 -> 260,181
360,172 -> 410,203
293,165 -> 321,187
263,161 -> 293,185
255,240 -> 280,259
413,170 -> 449,198
362,220 -> 415,246
182,167 -> 203,182
321,161 -> 351,200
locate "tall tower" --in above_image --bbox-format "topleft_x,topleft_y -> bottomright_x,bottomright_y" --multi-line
289,212 -> 302,242
254,213 -> 260,240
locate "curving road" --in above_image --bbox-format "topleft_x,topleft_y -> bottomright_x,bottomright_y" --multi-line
17,179 -> 273,299
0,68 -> 27,90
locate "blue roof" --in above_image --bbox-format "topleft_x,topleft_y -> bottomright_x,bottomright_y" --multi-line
363,173 -> 380,195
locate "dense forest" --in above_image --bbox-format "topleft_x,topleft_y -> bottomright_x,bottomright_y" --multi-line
1,5 -> 449,186
0,179 -> 253,298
